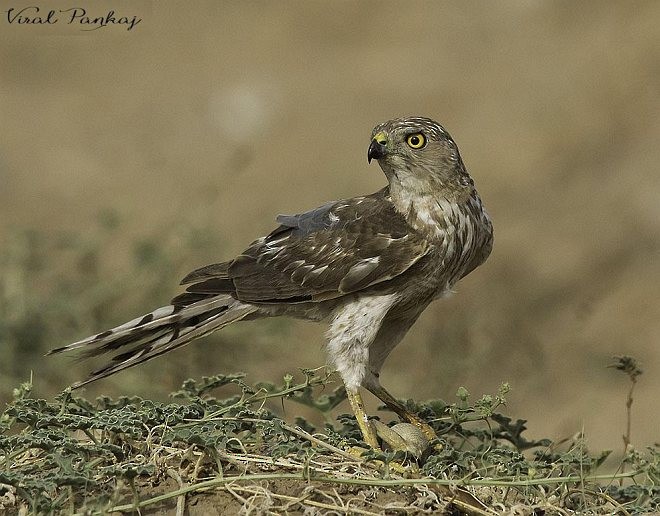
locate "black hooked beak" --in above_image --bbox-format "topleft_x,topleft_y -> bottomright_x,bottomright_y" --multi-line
367,139 -> 387,163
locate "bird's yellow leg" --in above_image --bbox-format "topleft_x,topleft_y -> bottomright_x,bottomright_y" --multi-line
365,383 -> 438,443
346,389 -> 379,449
345,389 -> 419,473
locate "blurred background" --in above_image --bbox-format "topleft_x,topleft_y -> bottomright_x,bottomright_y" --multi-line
1,1 -> 658,455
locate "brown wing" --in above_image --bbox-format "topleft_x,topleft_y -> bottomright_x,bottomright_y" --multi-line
177,190 -> 432,304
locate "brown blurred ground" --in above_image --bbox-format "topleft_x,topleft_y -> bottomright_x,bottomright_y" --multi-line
1,1 -> 658,454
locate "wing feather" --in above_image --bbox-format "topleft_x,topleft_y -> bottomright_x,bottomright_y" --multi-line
181,189 -> 434,303
180,261 -> 231,285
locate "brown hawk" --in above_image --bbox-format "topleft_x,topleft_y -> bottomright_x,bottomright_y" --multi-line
49,116 -> 493,450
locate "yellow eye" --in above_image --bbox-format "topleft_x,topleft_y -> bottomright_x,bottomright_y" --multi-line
406,133 -> 426,149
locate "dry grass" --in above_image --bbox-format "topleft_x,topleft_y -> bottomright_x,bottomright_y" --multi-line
2,369 -> 657,514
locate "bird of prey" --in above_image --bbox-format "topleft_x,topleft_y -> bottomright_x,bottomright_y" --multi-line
49,116 -> 493,450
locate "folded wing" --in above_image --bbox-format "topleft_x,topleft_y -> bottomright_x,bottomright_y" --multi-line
179,190 -> 434,304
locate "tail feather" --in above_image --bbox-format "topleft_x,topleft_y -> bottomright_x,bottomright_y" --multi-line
48,296 -> 232,356
48,295 -> 258,388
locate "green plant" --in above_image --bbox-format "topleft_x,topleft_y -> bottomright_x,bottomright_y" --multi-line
1,371 -> 657,514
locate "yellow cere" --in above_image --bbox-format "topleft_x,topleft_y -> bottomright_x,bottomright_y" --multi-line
372,131 -> 388,145
406,133 -> 425,149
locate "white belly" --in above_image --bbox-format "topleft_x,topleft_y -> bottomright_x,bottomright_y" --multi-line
324,293 -> 399,390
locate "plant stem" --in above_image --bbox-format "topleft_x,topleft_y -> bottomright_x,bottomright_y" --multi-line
89,469 -> 643,515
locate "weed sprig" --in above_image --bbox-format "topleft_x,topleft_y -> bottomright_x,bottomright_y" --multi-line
1,370 -> 657,514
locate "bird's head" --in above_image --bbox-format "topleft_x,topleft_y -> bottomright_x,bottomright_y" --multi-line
368,116 -> 467,192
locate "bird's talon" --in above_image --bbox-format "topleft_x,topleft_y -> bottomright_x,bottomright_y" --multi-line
345,446 -> 411,475
347,445 -> 372,459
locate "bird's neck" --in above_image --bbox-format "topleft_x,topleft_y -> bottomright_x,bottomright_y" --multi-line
387,176 -> 475,239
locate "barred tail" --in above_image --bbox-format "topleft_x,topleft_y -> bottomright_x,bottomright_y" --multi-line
48,295 -> 257,388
